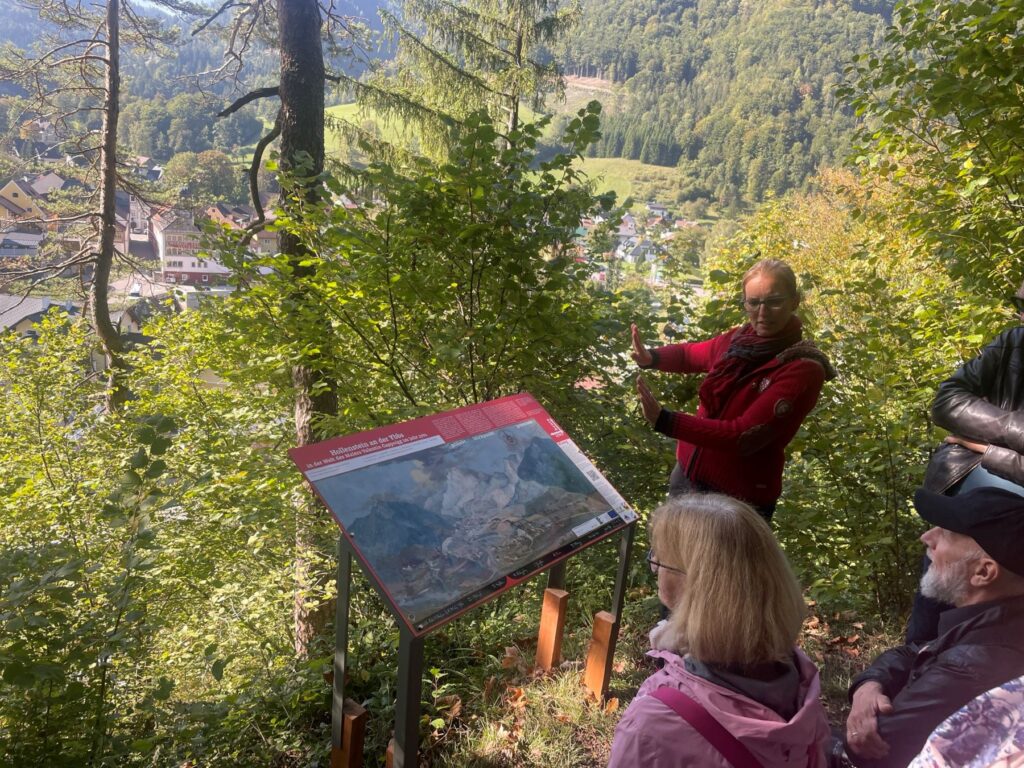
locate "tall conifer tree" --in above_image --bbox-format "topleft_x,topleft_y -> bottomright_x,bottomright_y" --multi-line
345,0 -> 579,156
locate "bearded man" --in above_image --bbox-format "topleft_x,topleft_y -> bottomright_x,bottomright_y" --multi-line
844,487 -> 1024,768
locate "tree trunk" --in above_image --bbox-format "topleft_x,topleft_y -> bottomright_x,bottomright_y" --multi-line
278,0 -> 337,658
93,0 -> 127,411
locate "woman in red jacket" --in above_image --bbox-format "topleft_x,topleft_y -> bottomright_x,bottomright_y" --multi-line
633,259 -> 834,522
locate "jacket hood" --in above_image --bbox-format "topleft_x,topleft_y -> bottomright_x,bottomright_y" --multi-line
641,646 -> 829,767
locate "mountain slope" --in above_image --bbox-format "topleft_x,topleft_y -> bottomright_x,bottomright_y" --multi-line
550,0 -> 891,205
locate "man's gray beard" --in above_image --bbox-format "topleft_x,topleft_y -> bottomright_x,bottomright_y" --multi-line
920,557 -> 972,606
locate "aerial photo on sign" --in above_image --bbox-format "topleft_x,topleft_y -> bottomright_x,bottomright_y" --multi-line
290,394 -> 635,634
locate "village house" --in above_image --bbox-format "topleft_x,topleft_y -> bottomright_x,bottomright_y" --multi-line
0,177 -> 49,224
0,294 -> 80,335
127,156 -> 163,184
0,195 -> 25,227
617,213 -> 638,243
205,202 -> 279,255
0,238 -> 36,260
150,208 -> 230,286
29,170 -> 73,198
616,236 -> 662,265
0,223 -> 45,261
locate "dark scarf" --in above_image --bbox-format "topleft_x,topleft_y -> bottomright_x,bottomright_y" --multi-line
698,317 -> 804,417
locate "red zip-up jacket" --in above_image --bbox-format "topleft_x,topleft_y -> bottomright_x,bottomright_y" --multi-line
652,327 -> 827,507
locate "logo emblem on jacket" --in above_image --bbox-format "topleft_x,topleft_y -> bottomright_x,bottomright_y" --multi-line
757,377 -> 771,392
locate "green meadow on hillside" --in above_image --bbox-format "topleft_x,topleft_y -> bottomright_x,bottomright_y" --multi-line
575,157 -> 683,209
326,103 -> 684,210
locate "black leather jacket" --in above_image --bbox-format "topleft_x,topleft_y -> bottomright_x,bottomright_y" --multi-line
923,326 -> 1024,493
847,594 -> 1024,768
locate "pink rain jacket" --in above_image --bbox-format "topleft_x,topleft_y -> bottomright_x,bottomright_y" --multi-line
608,647 -> 830,768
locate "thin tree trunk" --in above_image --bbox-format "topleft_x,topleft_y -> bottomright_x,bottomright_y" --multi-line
278,0 -> 337,658
93,0 -> 126,411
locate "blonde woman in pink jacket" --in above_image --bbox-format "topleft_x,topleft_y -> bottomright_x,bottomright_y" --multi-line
608,494 -> 829,768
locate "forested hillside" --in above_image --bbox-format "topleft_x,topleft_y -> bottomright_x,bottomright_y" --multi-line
0,0 -> 383,163
550,0 -> 891,205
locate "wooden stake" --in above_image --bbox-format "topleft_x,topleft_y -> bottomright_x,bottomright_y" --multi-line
583,610 -> 617,701
330,699 -> 367,768
535,588 -> 569,671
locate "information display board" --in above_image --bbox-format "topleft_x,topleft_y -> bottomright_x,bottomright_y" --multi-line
290,393 -> 637,635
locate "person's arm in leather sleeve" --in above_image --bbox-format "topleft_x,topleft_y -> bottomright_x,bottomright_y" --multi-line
932,329 -> 1024,458
847,655 -> 981,768
849,645 -> 918,704
979,443 -> 1024,485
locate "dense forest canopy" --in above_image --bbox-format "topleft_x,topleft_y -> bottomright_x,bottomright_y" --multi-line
550,0 -> 892,205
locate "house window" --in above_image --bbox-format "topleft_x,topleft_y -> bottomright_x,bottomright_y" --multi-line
202,275 -> 209,283
167,274 -> 176,283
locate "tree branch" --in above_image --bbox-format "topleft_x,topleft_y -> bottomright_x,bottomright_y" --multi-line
218,85 -> 280,117
191,0 -> 245,35
248,109 -> 282,224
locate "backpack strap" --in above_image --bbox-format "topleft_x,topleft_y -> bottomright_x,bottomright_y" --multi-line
650,686 -> 766,768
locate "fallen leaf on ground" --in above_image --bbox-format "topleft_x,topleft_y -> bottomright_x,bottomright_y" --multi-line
507,686 -> 527,709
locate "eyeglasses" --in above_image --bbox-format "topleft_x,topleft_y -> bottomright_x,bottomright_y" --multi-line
646,550 -> 686,576
1012,296 -> 1024,312
742,295 -> 790,312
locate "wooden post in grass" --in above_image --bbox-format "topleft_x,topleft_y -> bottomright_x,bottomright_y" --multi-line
583,610 -> 617,700
330,699 -> 368,768
535,588 -> 569,671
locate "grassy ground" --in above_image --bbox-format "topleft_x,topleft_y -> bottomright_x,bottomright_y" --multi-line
573,157 -> 684,210
325,102 -> 413,153
556,76 -> 624,116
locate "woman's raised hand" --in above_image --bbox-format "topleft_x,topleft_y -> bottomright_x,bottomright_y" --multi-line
636,375 -> 662,425
630,323 -> 653,367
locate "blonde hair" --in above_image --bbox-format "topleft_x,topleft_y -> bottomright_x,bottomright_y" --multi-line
742,258 -> 799,299
650,493 -> 806,666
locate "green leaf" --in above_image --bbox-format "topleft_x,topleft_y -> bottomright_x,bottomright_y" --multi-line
2,664 -> 35,687
153,676 -> 174,701
144,460 -> 167,479
121,470 -> 143,488
149,436 -> 172,456
211,658 -> 227,681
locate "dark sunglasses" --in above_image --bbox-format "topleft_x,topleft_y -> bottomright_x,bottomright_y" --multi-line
1012,296 -> 1024,312
646,549 -> 686,576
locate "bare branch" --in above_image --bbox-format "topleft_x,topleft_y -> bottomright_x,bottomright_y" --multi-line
247,110 -> 282,225
191,0 -> 245,35
218,86 -> 280,117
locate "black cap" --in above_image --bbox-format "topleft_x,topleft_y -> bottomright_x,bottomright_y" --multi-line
914,487 -> 1024,578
